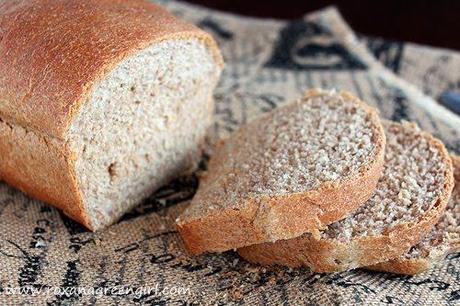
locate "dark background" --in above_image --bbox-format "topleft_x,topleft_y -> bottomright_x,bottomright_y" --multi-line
184,0 -> 460,50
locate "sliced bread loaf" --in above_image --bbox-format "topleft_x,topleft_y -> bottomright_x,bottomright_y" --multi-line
238,121 -> 454,272
367,154 -> 460,275
0,0 -> 223,230
177,89 -> 386,254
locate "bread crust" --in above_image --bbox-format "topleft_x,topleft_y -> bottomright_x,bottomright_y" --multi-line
238,122 -> 454,272
177,89 -> 386,254
0,119 -> 89,226
366,154 -> 460,275
0,0 -> 223,230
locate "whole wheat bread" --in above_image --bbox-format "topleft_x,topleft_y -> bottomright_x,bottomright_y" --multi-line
367,154 -> 460,275
177,89 -> 386,254
238,121 -> 454,272
0,0 -> 223,230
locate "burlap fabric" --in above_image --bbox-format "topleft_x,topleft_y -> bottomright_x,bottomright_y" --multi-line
1,1 -> 460,305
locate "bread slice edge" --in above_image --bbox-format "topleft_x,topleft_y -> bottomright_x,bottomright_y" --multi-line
237,121 -> 454,272
177,89 -> 386,254
366,154 -> 460,275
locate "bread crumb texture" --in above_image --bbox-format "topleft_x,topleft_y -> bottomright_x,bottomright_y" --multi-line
402,159 -> 460,259
322,121 -> 447,241
180,90 -> 381,221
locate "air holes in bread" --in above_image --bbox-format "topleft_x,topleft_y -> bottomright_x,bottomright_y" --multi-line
108,162 -> 118,181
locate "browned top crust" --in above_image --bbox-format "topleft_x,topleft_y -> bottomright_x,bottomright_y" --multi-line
0,0 -> 223,139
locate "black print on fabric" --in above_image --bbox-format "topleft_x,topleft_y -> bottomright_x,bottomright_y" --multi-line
390,90 -> 409,122
365,38 -> 404,73
198,17 -> 234,40
265,19 -> 367,70
381,295 -> 405,304
450,289 -> 460,301
325,273 -> 376,294
60,213 -> 88,236
0,240 -> 46,289
121,174 -> 199,221
404,279 -> 450,291
215,92 -> 284,133
445,139 -> 460,155
46,260 -> 82,305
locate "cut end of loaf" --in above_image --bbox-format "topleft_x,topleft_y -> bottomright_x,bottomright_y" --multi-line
67,39 -> 222,230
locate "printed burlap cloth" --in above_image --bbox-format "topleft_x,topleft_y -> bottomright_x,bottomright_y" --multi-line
1,1 -> 460,305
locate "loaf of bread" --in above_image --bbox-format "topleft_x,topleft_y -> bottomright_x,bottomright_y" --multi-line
0,0 -> 223,230
177,89 -> 386,254
367,154 -> 460,275
238,121 -> 454,272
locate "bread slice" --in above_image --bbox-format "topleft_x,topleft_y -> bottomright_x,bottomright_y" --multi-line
238,121 -> 454,272
177,89 -> 386,254
0,0 -> 223,230
367,154 -> 460,275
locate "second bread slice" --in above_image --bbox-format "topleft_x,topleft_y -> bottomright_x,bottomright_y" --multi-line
238,121 -> 454,272
366,154 -> 460,275
177,89 -> 386,254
